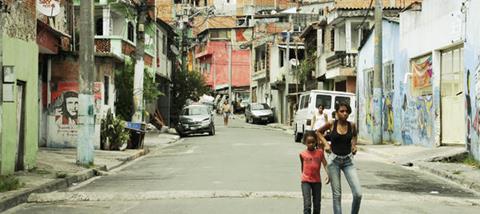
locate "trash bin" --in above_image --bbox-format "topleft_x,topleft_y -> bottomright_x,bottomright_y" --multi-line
125,122 -> 146,149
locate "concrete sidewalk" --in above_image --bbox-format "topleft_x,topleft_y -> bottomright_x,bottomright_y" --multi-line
0,132 -> 180,212
361,144 -> 480,194
266,123 -> 294,135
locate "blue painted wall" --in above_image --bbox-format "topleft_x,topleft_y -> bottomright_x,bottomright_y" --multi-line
464,0 -> 480,161
357,20 -> 401,144
358,0 -> 467,149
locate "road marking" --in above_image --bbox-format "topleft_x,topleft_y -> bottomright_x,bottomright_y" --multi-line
28,191 -> 480,206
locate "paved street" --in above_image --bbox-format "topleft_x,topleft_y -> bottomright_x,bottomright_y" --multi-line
6,116 -> 480,214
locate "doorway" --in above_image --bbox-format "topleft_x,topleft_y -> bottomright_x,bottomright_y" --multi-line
15,81 -> 26,171
440,46 -> 465,145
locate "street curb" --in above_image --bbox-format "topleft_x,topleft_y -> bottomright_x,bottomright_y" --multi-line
415,162 -> 480,194
361,146 -> 480,195
0,149 -> 148,213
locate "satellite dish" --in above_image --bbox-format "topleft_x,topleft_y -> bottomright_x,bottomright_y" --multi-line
271,10 -> 277,15
290,58 -> 299,66
37,0 -> 61,17
170,45 -> 180,55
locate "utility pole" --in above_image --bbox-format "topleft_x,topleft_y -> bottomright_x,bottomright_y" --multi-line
0,4 -> 5,163
284,29 -> 290,125
132,1 -> 147,123
373,0 -> 383,145
77,0 -> 95,165
228,42 -> 232,102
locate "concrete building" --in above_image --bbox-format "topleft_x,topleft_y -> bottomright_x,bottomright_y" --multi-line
356,18 -> 399,144
249,12 -> 318,124
396,0 -> 465,148
194,16 -> 252,100
0,0 -> 39,175
356,0 -> 480,163
463,0 -> 480,161
42,0 -> 158,148
150,18 -> 177,127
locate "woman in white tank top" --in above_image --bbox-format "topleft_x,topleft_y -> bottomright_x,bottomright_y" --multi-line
311,105 -> 328,131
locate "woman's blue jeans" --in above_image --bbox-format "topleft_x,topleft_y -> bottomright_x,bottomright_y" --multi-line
327,154 -> 362,214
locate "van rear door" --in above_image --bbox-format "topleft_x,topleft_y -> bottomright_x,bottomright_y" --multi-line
334,95 -> 355,122
314,94 -> 333,120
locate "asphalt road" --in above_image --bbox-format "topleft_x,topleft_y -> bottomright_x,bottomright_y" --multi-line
6,116 -> 480,214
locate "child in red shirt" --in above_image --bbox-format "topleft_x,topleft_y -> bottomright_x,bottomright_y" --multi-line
300,131 -> 330,214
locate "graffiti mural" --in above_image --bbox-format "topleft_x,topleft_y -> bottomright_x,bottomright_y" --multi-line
412,55 -> 433,89
466,69 -> 473,151
48,82 -> 104,147
365,95 -> 374,133
401,93 -> 414,145
49,82 -> 79,141
384,92 -> 394,133
400,89 -> 435,146
416,95 -> 434,141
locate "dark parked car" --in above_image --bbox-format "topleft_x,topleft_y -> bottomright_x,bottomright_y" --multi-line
245,103 -> 274,124
176,105 -> 215,137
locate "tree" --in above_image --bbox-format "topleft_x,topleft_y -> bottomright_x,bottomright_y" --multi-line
115,60 -> 163,121
171,69 -> 209,123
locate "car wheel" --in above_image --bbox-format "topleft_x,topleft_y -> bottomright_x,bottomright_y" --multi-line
209,124 -> 215,136
294,124 -> 302,143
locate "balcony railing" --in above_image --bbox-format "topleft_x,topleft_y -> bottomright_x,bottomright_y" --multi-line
95,36 -> 153,66
255,60 -> 267,72
326,51 -> 357,71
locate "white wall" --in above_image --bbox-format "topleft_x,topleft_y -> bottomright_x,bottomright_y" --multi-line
400,0 -> 464,57
397,0 -> 465,147
214,0 -> 237,15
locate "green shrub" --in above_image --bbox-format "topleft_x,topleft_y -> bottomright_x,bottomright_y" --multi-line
101,109 -> 130,150
0,175 -> 24,192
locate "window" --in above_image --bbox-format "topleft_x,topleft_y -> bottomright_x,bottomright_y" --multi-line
330,28 -> 335,51
335,96 -> 351,106
127,22 -> 135,42
365,69 -> 374,96
315,95 -> 331,109
280,49 -> 285,67
384,62 -> 394,93
163,33 -> 167,55
251,103 -> 269,110
210,30 -> 229,39
303,95 -> 310,109
104,76 -> 110,105
183,106 -> 209,115
95,18 -> 103,36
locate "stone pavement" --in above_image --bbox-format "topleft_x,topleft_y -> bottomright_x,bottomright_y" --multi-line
0,131 -> 180,212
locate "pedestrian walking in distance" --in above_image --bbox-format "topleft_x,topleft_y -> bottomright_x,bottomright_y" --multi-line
311,104 -> 328,131
300,131 -> 330,214
316,102 -> 362,214
221,100 -> 231,126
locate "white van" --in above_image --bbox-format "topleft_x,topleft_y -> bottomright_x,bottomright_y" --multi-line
293,90 -> 356,142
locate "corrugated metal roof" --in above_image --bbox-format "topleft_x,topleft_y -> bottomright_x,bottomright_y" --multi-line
334,0 -> 421,10
193,16 -> 238,36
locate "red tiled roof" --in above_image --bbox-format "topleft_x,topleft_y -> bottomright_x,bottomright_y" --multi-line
334,0 -> 421,9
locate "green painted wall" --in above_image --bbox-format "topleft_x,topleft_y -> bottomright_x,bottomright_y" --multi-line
0,36 -> 39,175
